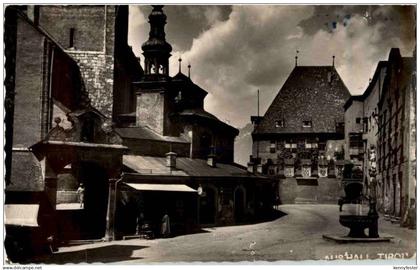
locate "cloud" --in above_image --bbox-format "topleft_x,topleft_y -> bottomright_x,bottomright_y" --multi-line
128,5 -> 148,56
128,5 -> 415,128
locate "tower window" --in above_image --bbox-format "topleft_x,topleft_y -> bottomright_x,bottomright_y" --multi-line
302,120 -> 312,128
151,64 -> 157,74
69,28 -> 75,48
356,117 -> 361,124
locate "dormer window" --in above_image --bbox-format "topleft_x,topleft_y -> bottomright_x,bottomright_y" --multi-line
327,71 -> 333,83
275,119 -> 285,128
81,118 -> 95,142
302,120 -> 312,128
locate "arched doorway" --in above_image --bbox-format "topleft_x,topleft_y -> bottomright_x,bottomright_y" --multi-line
79,162 -> 109,239
199,186 -> 218,225
234,186 -> 246,223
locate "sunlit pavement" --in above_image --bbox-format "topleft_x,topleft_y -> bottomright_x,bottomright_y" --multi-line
34,204 -> 416,264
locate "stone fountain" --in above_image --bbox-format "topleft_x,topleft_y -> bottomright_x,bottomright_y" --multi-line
323,162 -> 392,242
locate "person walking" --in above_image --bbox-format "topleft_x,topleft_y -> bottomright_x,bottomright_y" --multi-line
76,183 -> 85,208
161,211 -> 171,238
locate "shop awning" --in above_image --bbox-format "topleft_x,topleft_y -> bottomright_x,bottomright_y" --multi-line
126,183 -> 197,193
5,204 -> 39,227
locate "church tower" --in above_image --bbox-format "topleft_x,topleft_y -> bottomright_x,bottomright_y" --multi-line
134,5 -> 175,135
142,5 -> 172,78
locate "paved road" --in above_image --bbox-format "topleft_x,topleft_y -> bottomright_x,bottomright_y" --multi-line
35,205 -> 416,263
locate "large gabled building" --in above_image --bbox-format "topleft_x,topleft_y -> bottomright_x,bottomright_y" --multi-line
250,64 -> 351,204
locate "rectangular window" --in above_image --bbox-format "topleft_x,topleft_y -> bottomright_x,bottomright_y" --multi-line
291,143 -> 297,149
270,141 -> 276,153
302,120 -> 312,128
69,28 -> 75,48
363,117 -> 368,132
356,117 -> 361,124
285,143 -> 291,149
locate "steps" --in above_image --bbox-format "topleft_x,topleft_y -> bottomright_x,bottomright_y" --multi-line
295,197 -> 317,204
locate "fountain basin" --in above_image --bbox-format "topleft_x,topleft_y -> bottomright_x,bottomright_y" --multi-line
339,215 -> 376,238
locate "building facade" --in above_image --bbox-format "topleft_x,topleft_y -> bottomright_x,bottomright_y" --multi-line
343,61 -> 387,193
250,65 -> 350,204
377,49 -> 416,226
35,5 -> 143,120
344,48 -> 416,228
4,7 -> 127,259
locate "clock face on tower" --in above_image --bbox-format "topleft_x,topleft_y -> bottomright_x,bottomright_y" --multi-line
142,94 -> 160,107
137,92 -> 164,134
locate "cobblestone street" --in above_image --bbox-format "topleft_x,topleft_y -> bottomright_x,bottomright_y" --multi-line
32,205 -> 416,264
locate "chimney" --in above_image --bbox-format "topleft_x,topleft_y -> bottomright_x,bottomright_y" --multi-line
207,154 -> 216,167
166,152 -> 177,169
257,164 -> 263,174
247,160 -> 255,173
207,146 -> 216,167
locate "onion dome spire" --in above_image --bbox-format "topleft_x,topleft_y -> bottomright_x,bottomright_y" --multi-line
142,5 -> 172,76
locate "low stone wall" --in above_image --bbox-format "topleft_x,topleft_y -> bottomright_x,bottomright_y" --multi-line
279,178 -> 343,204
57,190 -> 78,204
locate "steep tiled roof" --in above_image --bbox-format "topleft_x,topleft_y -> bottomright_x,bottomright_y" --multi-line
177,109 -> 239,135
172,71 -> 208,96
254,66 -> 350,134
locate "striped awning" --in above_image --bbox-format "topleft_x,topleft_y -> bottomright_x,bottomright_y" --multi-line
5,204 -> 39,227
126,183 -> 197,193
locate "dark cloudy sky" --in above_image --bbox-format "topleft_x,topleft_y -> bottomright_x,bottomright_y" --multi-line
128,5 -> 416,128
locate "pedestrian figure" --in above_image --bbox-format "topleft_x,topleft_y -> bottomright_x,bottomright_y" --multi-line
161,211 -> 171,237
76,183 -> 85,208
